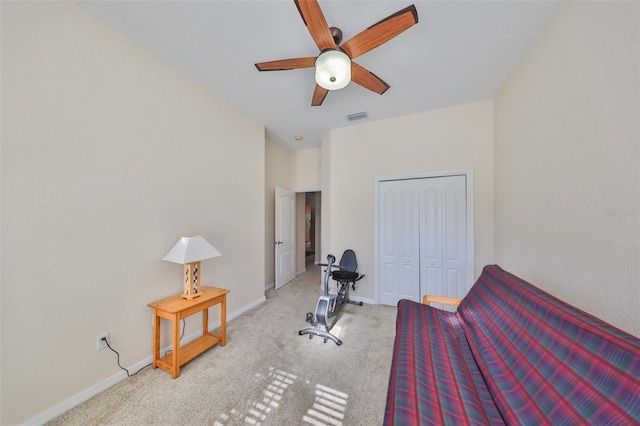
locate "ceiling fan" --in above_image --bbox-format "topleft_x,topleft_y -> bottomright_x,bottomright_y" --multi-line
255,0 -> 418,106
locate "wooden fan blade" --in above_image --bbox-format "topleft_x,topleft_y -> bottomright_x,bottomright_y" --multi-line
311,84 -> 329,106
341,5 -> 418,60
351,62 -> 390,95
294,0 -> 336,51
255,57 -> 317,71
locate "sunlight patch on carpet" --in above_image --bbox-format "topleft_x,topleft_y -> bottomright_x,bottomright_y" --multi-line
213,367 -> 349,425
303,383 -> 348,426
214,366 -> 298,425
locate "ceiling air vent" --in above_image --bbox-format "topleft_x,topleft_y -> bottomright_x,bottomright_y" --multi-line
347,111 -> 369,122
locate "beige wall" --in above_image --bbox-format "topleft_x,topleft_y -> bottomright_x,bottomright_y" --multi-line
292,148 -> 321,192
320,132 -> 333,271
1,2 -> 265,424
296,193 -> 307,274
494,1 -> 640,336
324,100 -> 494,302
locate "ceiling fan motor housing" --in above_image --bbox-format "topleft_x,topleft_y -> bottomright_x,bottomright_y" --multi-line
330,27 -> 343,45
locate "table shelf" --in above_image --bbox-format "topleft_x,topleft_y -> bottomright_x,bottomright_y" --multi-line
157,333 -> 221,370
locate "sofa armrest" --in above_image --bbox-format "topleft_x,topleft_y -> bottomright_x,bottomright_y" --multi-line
423,295 -> 463,307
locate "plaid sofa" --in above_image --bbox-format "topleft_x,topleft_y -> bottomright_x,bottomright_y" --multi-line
384,265 -> 640,425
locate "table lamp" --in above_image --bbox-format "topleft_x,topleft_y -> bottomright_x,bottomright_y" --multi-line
162,236 -> 221,299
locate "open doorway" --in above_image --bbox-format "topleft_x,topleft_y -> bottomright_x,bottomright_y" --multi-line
305,194 -> 316,259
296,191 -> 321,274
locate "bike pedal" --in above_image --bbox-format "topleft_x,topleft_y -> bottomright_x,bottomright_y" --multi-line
306,312 -> 314,323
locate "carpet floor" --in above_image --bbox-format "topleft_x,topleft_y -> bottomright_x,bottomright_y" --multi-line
48,262 -> 398,425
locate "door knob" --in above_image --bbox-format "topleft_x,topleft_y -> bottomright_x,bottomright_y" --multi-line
275,241 -> 283,245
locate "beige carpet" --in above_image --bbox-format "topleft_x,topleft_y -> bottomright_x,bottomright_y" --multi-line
48,262 -> 398,425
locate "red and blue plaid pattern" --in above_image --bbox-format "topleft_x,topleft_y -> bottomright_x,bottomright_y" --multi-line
384,265 -> 640,425
457,265 -> 640,425
383,299 -> 505,425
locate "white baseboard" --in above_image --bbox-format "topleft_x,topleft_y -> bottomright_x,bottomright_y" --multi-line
226,295 -> 266,323
349,295 -> 375,305
23,367 -> 131,426
24,295 -> 267,426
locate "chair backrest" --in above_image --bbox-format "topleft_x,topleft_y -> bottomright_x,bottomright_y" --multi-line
338,249 -> 357,272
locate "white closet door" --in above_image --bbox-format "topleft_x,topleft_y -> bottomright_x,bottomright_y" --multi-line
419,175 -> 467,299
379,180 -> 420,304
379,175 -> 468,305
420,184 -> 443,297
380,182 -> 398,304
399,182 -> 421,301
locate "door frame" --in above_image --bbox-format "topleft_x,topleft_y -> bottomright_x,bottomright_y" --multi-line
373,169 -> 475,304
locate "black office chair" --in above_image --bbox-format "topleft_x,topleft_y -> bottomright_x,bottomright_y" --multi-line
332,249 -> 364,304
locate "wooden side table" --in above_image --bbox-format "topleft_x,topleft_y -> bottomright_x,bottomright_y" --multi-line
148,286 -> 230,378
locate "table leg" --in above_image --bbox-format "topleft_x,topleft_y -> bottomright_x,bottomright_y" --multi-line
152,311 -> 160,369
172,313 -> 180,379
221,295 -> 227,346
203,307 -> 209,336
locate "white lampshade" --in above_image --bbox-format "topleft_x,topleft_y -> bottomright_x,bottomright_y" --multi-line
162,236 -> 221,264
315,49 -> 351,91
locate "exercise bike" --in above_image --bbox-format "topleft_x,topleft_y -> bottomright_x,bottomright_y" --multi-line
298,250 -> 364,346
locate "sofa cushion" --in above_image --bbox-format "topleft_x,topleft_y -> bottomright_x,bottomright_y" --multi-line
457,265 -> 640,425
384,299 -> 505,425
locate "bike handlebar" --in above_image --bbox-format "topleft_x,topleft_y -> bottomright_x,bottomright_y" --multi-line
322,254 -> 336,296
318,254 -> 337,268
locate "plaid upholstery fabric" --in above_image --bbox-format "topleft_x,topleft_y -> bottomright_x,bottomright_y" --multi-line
458,265 -> 640,425
383,299 -> 505,425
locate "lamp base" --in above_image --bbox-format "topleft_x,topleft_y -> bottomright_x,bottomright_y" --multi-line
181,292 -> 202,300
181,261 -> 202,300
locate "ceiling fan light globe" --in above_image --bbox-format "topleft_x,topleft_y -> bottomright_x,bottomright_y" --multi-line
315,50 -> 351,91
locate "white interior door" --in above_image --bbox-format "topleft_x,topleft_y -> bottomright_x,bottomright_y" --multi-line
275,187 -> 296,289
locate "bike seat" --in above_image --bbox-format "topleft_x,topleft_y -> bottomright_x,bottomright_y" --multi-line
332,270 -> 359,281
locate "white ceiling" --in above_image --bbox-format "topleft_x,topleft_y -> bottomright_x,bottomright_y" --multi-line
78,0 -> 558,151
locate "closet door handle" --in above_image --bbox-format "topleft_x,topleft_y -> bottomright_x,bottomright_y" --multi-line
275,241 -> 283,245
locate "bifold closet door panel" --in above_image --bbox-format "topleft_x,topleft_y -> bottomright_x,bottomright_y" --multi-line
379,180 -> 420,305
419,175 -> 467,300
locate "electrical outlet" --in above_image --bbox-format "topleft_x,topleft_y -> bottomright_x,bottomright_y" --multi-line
96,332 -> 110,351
